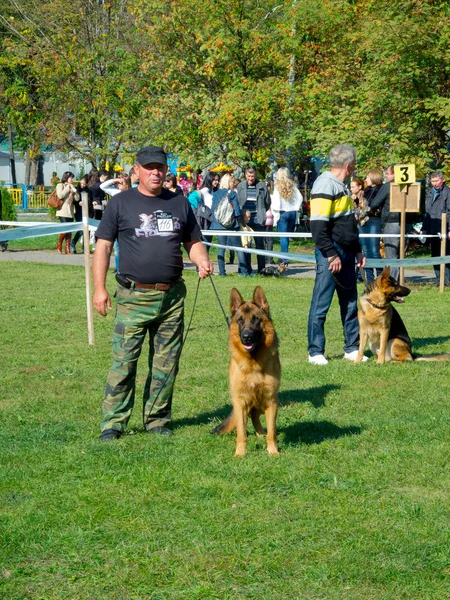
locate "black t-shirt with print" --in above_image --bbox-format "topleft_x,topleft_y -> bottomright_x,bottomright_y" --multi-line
96,187 -> 202,283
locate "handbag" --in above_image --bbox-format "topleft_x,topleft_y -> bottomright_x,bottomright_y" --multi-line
214,191 -> 235,229
48,188 -> 63,211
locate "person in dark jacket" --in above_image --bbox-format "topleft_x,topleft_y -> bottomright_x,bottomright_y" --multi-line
90,170 -> 108,220
422,171 -> 450,284
369,165 -> 400,278
71,175 -> 94,253
210,174 -> 248,277
236,167 -> 271,274
359,169 -> 383,283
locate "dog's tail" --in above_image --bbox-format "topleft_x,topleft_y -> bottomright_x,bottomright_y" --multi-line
414,353 -> 450,362
210,411 -> 237,435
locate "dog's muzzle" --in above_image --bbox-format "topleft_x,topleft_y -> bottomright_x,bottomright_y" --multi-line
240,329 -> 261,352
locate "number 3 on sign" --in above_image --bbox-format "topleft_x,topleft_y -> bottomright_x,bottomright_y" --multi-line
394,164 -> 416,185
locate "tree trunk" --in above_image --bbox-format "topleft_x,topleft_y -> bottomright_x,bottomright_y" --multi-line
24,148 -> 31,186
7,124 -> 17,184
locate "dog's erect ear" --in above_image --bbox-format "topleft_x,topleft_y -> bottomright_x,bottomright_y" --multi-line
381,266 -> 390,280
230,288 -> 244,314
252,286 -> 269,313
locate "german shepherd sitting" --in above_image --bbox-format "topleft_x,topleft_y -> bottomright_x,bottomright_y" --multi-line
211,286 -> 281,457
355,267 -> 450,364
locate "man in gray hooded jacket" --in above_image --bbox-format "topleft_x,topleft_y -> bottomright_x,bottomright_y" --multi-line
237,167 -> 271,274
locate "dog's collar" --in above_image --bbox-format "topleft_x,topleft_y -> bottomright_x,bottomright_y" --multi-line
366,298 -> 388,309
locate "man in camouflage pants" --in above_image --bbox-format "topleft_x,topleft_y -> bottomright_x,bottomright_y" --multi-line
93,146 -> 213,441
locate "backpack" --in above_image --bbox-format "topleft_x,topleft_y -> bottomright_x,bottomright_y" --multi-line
193,200 -> 212,230
214,191 -> 235,229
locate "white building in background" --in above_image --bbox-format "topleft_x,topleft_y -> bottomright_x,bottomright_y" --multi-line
0,150 -> 93,186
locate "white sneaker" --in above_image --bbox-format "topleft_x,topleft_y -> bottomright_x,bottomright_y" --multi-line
344,350 -> 368,362
308,354 -> 328,365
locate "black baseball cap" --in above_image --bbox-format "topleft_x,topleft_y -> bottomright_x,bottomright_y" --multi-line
136,145 -> 167,166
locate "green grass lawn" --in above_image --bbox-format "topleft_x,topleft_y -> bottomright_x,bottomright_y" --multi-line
1,263 -> 449,599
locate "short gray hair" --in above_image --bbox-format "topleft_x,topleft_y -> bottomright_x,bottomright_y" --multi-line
430,170 -> 445,179
329,144 -> 357,168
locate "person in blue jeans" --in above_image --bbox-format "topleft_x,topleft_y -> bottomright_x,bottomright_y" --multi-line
358,169 -> 383,283
271,167 -> 303,265
236,167 -> 271,274
210,174 -> 248,277
307,144 -> 367,366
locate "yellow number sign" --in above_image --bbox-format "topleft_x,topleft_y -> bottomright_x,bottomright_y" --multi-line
394,164 -> 416,185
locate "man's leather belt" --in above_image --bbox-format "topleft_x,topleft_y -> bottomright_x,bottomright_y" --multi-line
115,272 -> 182,291
133,281 -> 177,291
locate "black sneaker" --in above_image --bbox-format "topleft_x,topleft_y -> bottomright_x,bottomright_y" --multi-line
100,428 -> 122,441
146,426 -> 174,436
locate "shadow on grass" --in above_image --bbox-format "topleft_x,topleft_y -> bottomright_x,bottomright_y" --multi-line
279,384 -> 339,408
281,420 -> 362,446
412,336 -> 450,350
175,405 -> 231,429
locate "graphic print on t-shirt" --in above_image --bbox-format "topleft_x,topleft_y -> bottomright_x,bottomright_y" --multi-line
135,210 -> 181,237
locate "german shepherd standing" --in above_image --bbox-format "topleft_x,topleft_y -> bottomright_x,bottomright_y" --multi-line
211,286 -> 281,457
355,267 -> 450,364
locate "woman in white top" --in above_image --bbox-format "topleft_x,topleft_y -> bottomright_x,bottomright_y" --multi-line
100,174 -> 131,198
271,168 -> 303,264
199,171 -> 220,208
55,171 -> 77,254
198,171 -> 220,246
100,174 -> 131,271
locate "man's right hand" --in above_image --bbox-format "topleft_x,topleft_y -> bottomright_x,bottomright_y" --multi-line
328,256 -> 342,273
93,289 -> 112,316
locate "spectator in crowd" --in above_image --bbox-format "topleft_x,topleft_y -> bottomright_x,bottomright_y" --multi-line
199,171 -> 220,246
359,169 -> 383,283
164,173 -> 184,195
307,144 -> 366,365
227,175 -> 241,264
186,184 -> 201,211
93,145 -> 213,441
369,165 -> 398,278
92,170 -> 108,220
50,171 -> 60,187
71,175 -> 93,253
100,173 -> 131,198
129,166 -> 139,187
100,174 -> 132,270
178,172 -> 193,196
240,209 -> 254,276
264,201 -> 275,263
422,170 -> 450,284
271,167 -> 303,267
210,173 -> 247,277
199,171 -> 220,208
236,167 -> 271,274
350,177 -> 365,214
55,171 -> 76,254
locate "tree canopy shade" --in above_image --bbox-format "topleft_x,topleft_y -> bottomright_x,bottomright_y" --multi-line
1,0 -> 449,173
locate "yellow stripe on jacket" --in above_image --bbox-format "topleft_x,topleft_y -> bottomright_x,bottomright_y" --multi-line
310,194 -> 354,221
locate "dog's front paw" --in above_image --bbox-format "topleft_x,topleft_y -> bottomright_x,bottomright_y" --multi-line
234,442 -> 247,457
267,447 -> 280,457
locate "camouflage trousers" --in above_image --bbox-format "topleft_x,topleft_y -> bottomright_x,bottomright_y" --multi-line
100,280 -> 186,434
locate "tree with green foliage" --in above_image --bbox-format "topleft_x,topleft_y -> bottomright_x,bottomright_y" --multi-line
0,0 -> 151,169
1,0 -> 450,174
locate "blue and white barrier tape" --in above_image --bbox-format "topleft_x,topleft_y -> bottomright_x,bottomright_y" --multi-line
1,220 -> 449,267
0,219 -> 100,242
203,242 -> 450,267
